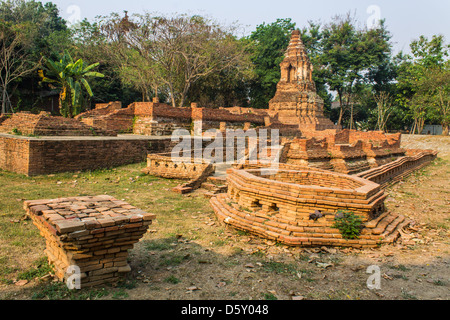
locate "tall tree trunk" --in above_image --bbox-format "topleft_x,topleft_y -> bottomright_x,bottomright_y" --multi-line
337,91 -> 344,127
1,88 -> 6,114
178,83 -> 191,108
349,103 -> 354,130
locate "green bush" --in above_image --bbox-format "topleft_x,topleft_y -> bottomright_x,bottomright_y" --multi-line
332,210 -> 364,239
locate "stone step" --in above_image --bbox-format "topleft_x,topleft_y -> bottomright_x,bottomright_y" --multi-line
365,211 -> 391,229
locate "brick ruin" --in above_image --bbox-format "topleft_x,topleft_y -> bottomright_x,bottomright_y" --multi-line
210,165 -> 408,248
209,152 -> 438,248
0,111 -> 116,137
268,30 -> 339,131
24,195 -> 155,288
0,28 -> 440,288
143,154 -> 216,194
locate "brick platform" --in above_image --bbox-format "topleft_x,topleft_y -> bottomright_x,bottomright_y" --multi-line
210,167 -> 411,248
24,195 -> 155,288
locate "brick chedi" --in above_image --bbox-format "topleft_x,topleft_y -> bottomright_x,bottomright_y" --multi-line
269,30 -> 338,131
24,195 -> 155,288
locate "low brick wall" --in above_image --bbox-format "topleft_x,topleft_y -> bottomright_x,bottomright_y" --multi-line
24,195 -> 155,288
0,112 -> 116,136
0,134 -> 172,176
134,117 -> 191,136
355,149 -> 438,187
143,154 -> 215,194
226,168 -> 386,221
284,131 -> 406,174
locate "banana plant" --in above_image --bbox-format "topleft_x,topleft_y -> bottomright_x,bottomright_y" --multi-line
39,50 -> 104,118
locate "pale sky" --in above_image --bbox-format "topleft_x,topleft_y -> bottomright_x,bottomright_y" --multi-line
51,0 -> 450,54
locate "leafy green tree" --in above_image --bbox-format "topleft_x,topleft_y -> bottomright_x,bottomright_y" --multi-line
0,21 -> 40,113
94,13 -> 251,108
396,35 -> 450,134
39,50 -> 104,117
247,18 -> 296,108
301,21 -> 334,117
318,13 -> 392,128
0,0 -> 71,112
423,63 -> 450,135
71,18 -> 143,106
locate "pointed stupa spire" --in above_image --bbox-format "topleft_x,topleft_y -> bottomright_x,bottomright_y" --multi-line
268,29 -> 339,130
285,29 -> 309,61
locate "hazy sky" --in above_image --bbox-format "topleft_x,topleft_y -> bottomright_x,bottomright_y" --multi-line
51,0 -> 449,54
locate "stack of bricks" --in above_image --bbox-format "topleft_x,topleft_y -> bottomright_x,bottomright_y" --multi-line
24,195 -> 155,288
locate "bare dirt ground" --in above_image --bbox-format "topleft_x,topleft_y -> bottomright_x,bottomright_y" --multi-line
0,134 -> 448,301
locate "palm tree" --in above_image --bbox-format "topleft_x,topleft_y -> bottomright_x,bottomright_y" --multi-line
39,50 -> 104,118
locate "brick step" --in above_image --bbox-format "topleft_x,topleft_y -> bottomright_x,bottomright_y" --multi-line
381,215 -> 409,242
203,192 -> 217,199
207,176 -> 227,186
201,182 -> 219,191
370,213 -> 400,235
364,211 -> 391,229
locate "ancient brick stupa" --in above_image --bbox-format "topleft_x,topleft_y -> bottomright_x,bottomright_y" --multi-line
269,30 -> 339,131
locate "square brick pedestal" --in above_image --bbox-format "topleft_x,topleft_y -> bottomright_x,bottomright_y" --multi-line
24,195 -> 155,288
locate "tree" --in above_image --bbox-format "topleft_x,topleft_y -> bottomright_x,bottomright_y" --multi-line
416,64 -> 450,135
0,21 -> 40,113
373,91 -> 394,132
301,21 -> 334,117
319,13 -> 392,128
96,13 -> 252,108
71,18 -> 142,106
0,0 -> 71,113
396,35 -> 450,135
39,50 -> 104,117
247,18 -> 296,108
150,14 -> 252,108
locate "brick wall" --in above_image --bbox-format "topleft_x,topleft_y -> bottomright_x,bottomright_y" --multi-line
143,154 -> 216,194
284,131 -> 405,174
0,112 -> 116,137
226,168 -> 385,221
0,135 -> 30,175
0,134 -> 172,176
356,149 -> 438,187
143,155 -> 212,180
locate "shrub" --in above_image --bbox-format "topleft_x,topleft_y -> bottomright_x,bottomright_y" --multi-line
332,210 -> 364,239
